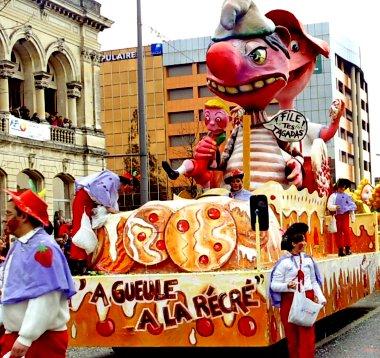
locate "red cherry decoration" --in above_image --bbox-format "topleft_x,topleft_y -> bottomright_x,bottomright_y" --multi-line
149,213 -> 159,223
238,316 -> 257,337
196,318 -> 214,337
147,323 -> 163,335
270,195 -> 276,200
156,239 -> 166,250
199,255 -> 209,265
137,232 -> 146,241
213,242 -> 222,252
96,318 -> 115,337
207,208 -> 220,220
177,220 -> 190,232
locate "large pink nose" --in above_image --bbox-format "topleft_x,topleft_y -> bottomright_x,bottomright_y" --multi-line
206,41 -> 242,83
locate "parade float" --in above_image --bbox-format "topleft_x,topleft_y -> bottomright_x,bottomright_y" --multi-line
68,0 -> 380,348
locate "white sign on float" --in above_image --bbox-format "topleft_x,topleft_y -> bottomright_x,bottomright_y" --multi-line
263,110 -> 308,142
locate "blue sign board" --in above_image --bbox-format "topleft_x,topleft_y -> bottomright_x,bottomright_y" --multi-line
151,43 -> 163,56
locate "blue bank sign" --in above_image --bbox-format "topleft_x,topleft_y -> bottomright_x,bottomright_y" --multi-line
102,43 -> 162,62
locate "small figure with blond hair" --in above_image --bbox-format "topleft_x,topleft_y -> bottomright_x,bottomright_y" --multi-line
162,99 -> 237,189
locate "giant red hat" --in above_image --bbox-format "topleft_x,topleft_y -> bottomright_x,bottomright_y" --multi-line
4,189 -> 50,226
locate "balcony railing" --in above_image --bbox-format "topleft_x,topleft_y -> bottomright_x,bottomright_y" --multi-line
50,126 -> 75,145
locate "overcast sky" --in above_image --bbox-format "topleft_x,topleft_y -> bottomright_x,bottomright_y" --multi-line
97,0 -> 379,176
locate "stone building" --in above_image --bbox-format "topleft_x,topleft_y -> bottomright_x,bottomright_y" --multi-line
0,0 -> 111,229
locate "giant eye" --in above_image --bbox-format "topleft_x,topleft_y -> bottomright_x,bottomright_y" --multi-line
290,40 -> 300,53
248,48 -> 267,64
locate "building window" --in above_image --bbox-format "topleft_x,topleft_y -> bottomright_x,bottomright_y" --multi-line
168,87 -> 193,100
169,134 -> 196,147
167,64 -> 192,77
267,102 -> 280,116
198,62 -> 207,74
340,150 -> 347,163
168,111 -> 194,124
53,176 -> 74,220
361,100 -> 366,110
16,170 -> 43,192
9,50 -> 24,111
45,63 -> 57,115
363,141 -> 367,151
345,109 -> 352,122
362,120 -> 366,131
337,80 -> 344,93
198,86 -> 213,98
347,154 -> 354,165
199,109 -> 204,121
347,132 -> 353,144
339,128 -> 346,140
364,161 -> 369,171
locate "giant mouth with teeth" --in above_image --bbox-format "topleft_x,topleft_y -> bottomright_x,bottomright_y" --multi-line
206,74 -> 286,96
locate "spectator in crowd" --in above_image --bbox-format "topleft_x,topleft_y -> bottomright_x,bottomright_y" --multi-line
30,112 -> 41,123
19,106 -> 30,121
10,107 -> 20,118
1,189 -> 75,358
53,209 -> 66,239
270,223 -> 326,358
62,117 -> 72,129
224,169 -> 252,201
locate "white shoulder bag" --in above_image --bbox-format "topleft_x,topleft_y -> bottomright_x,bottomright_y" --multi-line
327,215 -> 337,233
288,255 -> 323,327
71,211 -> 98,254
288,284 -> 323,327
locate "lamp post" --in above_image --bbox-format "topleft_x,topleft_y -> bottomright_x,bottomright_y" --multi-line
136,0 -> 149,204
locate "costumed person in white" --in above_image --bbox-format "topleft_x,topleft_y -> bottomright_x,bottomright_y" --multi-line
327,178 -> 357,256
270,223 -> 326,358
69,169 -> 134,274
224,169 -> 251,201
0,189 -> 76,358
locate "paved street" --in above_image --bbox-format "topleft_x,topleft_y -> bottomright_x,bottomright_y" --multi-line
68,292 -> 380,357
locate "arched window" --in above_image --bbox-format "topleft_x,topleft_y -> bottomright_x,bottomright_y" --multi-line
45,63 -> 57,115
16,170 -> 43,193
53,175 -> 74,220
9,49 -> 24,112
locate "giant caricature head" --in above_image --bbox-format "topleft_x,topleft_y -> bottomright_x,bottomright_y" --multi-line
266,9 -> 330,107
206,0 -> 290,111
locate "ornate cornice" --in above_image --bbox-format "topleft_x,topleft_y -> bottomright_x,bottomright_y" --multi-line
33,0 -> 113,31
34,71 -> 51,89
67,81 -> 82,98
81,47 -> 102,64
0,60 -> 16,78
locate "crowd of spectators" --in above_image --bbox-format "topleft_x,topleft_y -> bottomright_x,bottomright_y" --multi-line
10,106 -> 73,129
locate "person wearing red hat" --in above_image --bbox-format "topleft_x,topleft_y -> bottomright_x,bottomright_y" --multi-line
0,189 -> 76,358
224,169 -> 251,201
69,169 -> 133,274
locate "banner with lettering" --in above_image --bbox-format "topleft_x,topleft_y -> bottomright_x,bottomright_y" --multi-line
9,115 -> 50,141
